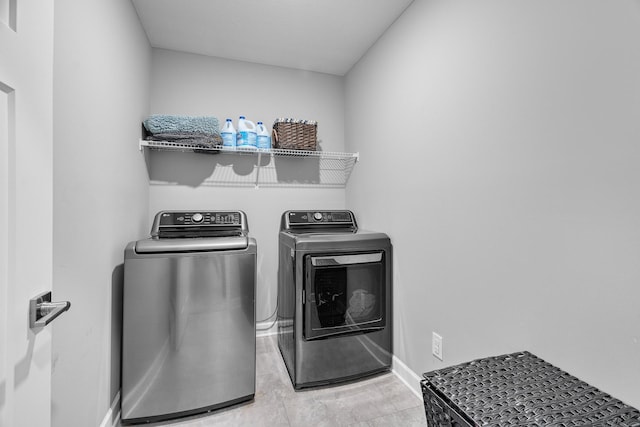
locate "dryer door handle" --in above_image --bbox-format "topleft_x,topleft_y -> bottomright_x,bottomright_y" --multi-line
310,252 -> 383,266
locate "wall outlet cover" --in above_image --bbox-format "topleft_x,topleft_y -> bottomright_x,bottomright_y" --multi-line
432,332 -> 443,361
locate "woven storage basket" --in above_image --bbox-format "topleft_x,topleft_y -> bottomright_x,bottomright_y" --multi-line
272,118 -> 317,151
421,351 -> 640,427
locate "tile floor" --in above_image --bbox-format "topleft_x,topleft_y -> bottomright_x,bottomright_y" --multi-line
123,334 -> 426,426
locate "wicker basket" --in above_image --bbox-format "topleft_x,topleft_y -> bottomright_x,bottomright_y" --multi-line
421,351 -> 640,427
272,118 -> 317,151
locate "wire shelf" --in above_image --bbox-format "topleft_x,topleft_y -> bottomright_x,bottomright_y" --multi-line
139,139 -> 359,188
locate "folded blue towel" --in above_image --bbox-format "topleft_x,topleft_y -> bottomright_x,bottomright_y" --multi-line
143,115 -> 220,136
147,132 -> 221,147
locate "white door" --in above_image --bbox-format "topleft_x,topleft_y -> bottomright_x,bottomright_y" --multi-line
0,0 -> 55,426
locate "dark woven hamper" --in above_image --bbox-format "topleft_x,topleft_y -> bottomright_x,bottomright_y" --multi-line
421,351 -> 640,427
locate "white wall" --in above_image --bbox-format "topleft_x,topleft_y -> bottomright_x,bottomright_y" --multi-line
52,0 -> 151,425
147,49 -> 347,326
346,0 -> 640,407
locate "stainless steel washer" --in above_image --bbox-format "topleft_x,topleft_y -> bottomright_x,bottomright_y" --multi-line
122,210 -> 256,424
278,210 -> 392,389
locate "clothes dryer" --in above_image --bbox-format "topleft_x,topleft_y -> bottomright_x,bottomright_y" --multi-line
278,210 -> 392,389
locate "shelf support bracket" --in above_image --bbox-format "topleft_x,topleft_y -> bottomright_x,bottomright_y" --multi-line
254,151 -> 262,189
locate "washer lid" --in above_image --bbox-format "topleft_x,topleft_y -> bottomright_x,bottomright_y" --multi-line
135,236 -> 249,253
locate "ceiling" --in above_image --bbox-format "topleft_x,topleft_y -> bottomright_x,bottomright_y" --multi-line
131,0 -> 415,76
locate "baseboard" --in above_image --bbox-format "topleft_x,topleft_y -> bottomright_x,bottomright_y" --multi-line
99,391 -> 121,427
392,355 -> 423,401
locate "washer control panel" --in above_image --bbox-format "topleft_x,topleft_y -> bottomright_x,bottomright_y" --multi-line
158,211 -> 241,226
283,210 -> 356,230
151,211 -> 247,238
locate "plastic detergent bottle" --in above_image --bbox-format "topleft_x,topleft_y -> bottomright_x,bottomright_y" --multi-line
237,116 -> 257,149
221,118 -> 236,148
256,121 -> 271,150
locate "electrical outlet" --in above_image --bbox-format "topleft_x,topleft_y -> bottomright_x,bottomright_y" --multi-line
432,332 -> 443,361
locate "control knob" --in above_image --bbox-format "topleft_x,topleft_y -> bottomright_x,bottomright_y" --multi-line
192,213 -> 204,223
313,212 -> 323,221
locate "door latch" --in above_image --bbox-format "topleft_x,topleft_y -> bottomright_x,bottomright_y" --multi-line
29,291 -> 71,329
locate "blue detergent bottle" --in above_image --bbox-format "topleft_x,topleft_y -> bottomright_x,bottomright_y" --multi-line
256,121 -> 271,150
221,118 -> 236,148
237,116 -> 257,149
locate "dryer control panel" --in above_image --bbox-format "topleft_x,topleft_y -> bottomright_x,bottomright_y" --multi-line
282,210 -> 357,231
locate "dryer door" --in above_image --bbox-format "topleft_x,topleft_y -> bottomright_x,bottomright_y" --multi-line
303,251 -> 386,340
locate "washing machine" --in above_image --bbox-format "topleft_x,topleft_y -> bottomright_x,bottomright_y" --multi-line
277,210 -> 392,389
122,210 -> 256,424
